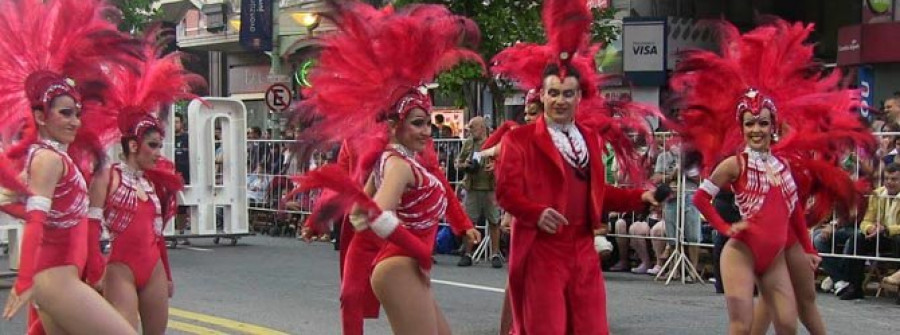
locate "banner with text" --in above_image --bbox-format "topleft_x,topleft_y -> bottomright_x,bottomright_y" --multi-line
623,18 -> 667,86
239,0 -> 273,52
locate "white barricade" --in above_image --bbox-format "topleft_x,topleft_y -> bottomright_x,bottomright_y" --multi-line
165,98 -> 249,241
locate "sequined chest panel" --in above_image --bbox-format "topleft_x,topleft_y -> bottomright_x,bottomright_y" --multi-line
374,148 -> 447,230
734,151 -> 798,218
27,141 -> 88,228
104,164 -> 163,239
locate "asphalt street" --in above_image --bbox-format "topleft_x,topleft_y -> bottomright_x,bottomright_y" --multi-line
1,235 -> 899,334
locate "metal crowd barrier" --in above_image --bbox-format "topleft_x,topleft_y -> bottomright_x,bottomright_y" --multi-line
243,138 -> 465,237
246,130 -> 900,291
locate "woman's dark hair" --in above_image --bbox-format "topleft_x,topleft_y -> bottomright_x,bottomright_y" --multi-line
120,127 -> 162,158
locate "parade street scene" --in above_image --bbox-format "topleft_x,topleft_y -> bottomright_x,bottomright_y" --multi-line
1,0 -> 900,334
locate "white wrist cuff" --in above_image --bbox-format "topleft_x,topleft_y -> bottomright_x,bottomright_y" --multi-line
370,211 -> 400,238
26,196 -> 51,212
88,207 -> 103,220
699,180 -> 720,197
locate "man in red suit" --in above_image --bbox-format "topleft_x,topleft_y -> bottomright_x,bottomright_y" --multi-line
496,65 -> 658,334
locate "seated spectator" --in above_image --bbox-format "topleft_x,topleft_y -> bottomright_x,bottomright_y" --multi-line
609,211 -> 663,274
247,173 -> 272,207
832,163 -> 900,300
812,217 -> 856,294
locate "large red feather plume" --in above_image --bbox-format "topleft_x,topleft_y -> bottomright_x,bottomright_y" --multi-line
490,0 -> 658,186
0,0 -> 142,197
673,19 -> 875,221
672,20 -> 875,176
293,0 -> 483,155
491,0 -> 600,97
291,1 -> 483,223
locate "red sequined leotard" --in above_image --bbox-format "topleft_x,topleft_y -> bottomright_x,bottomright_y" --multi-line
371,146 -> 447,266
103,163 -> 171,289
26,140 -> 91,276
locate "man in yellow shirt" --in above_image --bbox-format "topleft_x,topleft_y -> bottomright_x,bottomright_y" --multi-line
835,163 -> 900,300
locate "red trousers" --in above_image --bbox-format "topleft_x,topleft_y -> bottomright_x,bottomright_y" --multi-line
522,227 -> 608,335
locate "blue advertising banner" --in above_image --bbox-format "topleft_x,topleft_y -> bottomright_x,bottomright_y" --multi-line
239,0 -> 273,52
858,66 -> 874,119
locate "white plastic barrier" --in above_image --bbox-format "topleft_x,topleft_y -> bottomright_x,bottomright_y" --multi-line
165,98 -> 249,237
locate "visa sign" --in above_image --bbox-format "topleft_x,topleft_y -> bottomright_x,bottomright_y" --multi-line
623,19 -> 666,74
633,42 -> 659,55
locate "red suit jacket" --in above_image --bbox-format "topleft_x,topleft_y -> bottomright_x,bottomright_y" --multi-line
496,116 -> 646,334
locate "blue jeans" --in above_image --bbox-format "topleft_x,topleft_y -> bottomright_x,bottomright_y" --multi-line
812,226 -> 855,281
664,190 -> 701,245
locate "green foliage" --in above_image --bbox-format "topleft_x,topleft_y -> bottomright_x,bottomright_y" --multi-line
112,0 -> 160,34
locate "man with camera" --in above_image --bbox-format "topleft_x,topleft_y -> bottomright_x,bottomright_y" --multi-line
455,116 -> 503,268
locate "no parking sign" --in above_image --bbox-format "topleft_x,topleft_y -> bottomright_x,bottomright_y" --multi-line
265,83 -> 292,112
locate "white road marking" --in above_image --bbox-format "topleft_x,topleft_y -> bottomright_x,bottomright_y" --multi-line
184,247 -> 213,252
431,279 -> 505,293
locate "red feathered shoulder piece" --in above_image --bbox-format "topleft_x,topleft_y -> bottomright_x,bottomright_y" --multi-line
145,158 -> 184,224
482,121 -> 520,150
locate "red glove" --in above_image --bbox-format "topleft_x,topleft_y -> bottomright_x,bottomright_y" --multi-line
14,197 -> 50,294
83,210 -> 106,286
692,187 -> 732,236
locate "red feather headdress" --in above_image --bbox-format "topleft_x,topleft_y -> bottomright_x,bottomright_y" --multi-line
288,1 -> 483,227
491,0 -> 599,98
490,0 -> 659,184
672,20 -> 874,173
292,0 -> 483,178
672,20 -> 875,223
72,27 -> 205,171
0,0 -> 141,195
94,28 -> 206,216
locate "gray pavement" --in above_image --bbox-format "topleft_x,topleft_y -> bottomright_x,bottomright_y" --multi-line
1,235 -> 899,334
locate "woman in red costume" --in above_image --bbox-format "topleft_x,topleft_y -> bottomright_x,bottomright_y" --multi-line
301,138 -> 478,335
86,31 -> 200,333
290,1 -> 482,334
0,1 -> 142,334
743,23 -> 872,335
677,20 -> 873,335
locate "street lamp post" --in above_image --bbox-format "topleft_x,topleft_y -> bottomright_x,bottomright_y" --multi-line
267,3 -> 284,82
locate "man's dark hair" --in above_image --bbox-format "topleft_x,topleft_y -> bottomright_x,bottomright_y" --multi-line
434,114 -> 445,123
542,62 -> 582,83
886,163 -> 900,175
250,126 -> 262,137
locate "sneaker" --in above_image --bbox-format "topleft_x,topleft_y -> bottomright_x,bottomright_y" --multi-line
834,280 -> 850,296
820,277 -> 834,292
457,254 -> 473,267
631,263 -> 650,274
491,255 -> 503,268
609,261 -> 629,272
647,265 -> 662,275
839,286 -> 864,300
